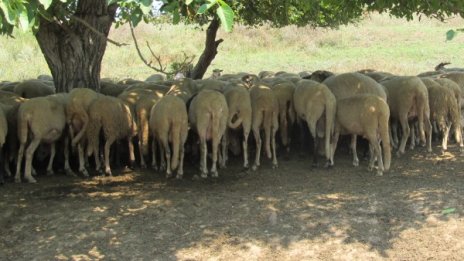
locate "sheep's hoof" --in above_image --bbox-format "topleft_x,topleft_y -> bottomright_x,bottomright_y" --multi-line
352,160 -> 359,167
46,170 -> 54,176
176,173 -> 183,180
243,163 -> 249,169
376,171 -> 384,177
166,173 -> 173,179
324,161 -> 333,169
80,169 -> 89,177
31,169 -> 37,176
201,173 -> 208,179
251,165 -> 258,171
65,169 -> 77,177
25,176 -> 37,183
272,163 -> 278,169
14,176 -> 21,183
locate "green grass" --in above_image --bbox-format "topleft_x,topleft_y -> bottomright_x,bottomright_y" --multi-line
0,13 -> 463,82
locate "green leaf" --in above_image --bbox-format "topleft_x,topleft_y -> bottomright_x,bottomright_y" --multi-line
18,8 -> 30,31
38,0 -> 53,10
216,3 -> 234,32
186,0 -> 194,5
197,4 -> 208,14
173,9 -> 180,24
442,208 -> 456,215
0,2 -> 17,24
446,29 -> 457,41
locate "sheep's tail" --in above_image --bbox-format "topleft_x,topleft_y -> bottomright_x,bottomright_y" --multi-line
71,111 -> 88,146
138,107 -> 150,155
171,119 -> 181,171
379,107 -> 391,171
228,110 -> 243,129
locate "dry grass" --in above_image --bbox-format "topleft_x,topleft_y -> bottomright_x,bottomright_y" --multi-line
0,13 -> 463,82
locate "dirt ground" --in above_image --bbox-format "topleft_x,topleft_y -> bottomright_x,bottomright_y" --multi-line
1,142 -> 464,261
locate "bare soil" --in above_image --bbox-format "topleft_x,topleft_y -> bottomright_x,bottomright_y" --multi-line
1,144 -> 464,260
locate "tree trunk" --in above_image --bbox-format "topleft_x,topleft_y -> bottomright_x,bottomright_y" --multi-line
189,18 -> 224,80
35,0 -> 117,92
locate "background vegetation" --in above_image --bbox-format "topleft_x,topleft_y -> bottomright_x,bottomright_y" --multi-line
0,13 -> 463,81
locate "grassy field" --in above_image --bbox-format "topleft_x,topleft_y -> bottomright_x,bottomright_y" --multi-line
0,13 -> 463,81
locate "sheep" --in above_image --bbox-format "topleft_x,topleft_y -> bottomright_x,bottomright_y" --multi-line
293,79 -> 336,167
249,82 -> 279,170
165,78 -> 197,103
14,95 -> 67,183
323,72 -> 387,166
438,72 -> 464,108
0,105 -> 7,184
362,71 -> 395,83
380,76 -> 432,154
193,79 -> 230,93
118,88 -> 165,168
421,78 -> 463,152
145,74 -> 165,82
149,95 -> 188,178
330,94 -> 391,176
14,79 -> 55,98
222,84 -> 252,168
123,82 -> 170,93
100,81 -> 127,97
188,89 -> 229,178
37,75 -> 53,81
258,71 -> 275,79
434,78 -> 462,111
66,88 -> 99,176
86,95 -> 137,176
210,69 -> 223,79
304,70 -> 335,83
0,81 -> 18,92
271,80 -> 296,156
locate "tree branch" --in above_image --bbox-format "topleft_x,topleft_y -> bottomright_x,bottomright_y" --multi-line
71,15 -> 128,47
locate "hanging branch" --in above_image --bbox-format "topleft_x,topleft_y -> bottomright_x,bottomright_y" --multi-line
71,15 -> 128,47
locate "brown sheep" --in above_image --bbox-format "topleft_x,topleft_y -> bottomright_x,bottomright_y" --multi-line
86,95 -> 137,176
149,95 -> 188,178
380,76 -> 432,154
66,88 -> 99,176
222,84 -> 252,168
330,94 -> 391,176
249,83 -> 279,170
293,79 -> 336,167
188,90 -> 229,178
14,95 -> 67,183
14,79 -> 55,98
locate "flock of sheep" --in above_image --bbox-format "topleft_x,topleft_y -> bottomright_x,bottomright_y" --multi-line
0,62 -> 463,184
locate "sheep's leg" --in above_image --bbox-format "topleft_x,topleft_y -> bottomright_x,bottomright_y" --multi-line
63,136 -> 75,176
3,150 -> 11,177
128,138 -> 135,169
307,119 -> 318,167
210,134 -> 220,178
151,139 -> 158,171
14,143 -> 26,183
252,111 -> 263,171
398,115 -> 410,155
369,137 -> 384,176
391,121 -> 399,149
219,131 -> 228,169
200,136 -> 208,178
409,123 -> 416,150
77,143 -> 89,177
46,143 -> 56,176
159,143 -> 166,172
329,129 -> 340,167
138,138 -> 146,169
162,139 -> 172,178
177,143 -> 185,179
242,129 -> 250,169
104,138 -> 115,176
442,122 -> 451,151
24,139 -> 41,183
351,135 -> 359,167
271,123 -> 278,169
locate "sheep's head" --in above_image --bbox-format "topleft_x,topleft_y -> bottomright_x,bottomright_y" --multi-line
212,69 -> 223,79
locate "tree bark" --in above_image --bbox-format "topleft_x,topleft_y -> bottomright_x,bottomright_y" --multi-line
189,18 -> 224,80
35,0 -> 117,92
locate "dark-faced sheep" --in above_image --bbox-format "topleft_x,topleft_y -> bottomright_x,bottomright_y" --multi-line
330,94 -> 391,176
188,90 -> 229,178
249,83 -> 279,170
294,79 -> 336,167
149,95 -> 188,178
380,76 -> 432,154
14,95 -> 67,183
86,95 -> 137,176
